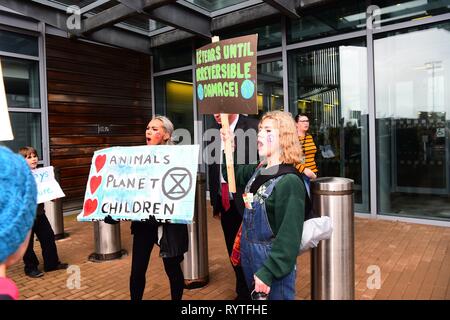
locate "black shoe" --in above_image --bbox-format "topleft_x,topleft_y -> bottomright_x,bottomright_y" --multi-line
25,269 -> 44,278
44,262 -> 69,272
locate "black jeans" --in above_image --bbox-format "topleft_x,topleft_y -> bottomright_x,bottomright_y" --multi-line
220,200 -> 251,300
23,213 -> 59,272
130,223 -> 184,300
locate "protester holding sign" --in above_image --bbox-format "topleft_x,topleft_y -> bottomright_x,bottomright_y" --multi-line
207,113 -> 258,300
128,116 -> 188,301
0,146 -> 37,299
221,111 -> 306,300
19,146 -> 68,278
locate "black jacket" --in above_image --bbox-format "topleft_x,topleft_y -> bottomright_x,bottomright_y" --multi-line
131,221 -> 188,258
207,115 -> 259,216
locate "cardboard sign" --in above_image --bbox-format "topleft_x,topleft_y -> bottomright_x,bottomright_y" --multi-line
196,34 -> 258,115
77,145 -> 199,223
32,166 -> 66,204
0,58 -> 13,141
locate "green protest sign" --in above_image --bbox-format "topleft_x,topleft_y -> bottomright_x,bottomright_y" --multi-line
196,34 -> 258,115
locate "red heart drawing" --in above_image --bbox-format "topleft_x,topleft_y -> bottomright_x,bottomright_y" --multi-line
90,176 -> 102,194
83,199 -> 98,217
95,154 -> 106,173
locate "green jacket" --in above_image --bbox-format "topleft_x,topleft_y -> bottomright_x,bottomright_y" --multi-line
226,163 -> 306,286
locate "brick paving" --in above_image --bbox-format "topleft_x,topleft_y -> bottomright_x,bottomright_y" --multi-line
7,205 -> 450,300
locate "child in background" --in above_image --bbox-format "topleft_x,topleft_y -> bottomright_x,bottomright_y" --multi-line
19,146 -> 68,278
0,146 -> 37,299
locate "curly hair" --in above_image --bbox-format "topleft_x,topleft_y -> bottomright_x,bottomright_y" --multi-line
259,111 -> 302,164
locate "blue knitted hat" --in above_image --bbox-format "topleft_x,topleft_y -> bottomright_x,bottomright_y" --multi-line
0,146 -> 37,263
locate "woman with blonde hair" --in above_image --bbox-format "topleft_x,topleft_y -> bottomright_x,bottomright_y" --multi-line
222,110 -> 306,300
105,115 -> 188,300
131,115 -> 188,300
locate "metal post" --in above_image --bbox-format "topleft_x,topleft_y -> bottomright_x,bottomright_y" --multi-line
311,177 -> 354,300
44,167 -> 67,240
88,221 -> 127,262
182,172 -> 209,288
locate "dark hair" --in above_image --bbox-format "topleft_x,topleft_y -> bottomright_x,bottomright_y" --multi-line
295,113 -> 309,123
18,146 -> 38,158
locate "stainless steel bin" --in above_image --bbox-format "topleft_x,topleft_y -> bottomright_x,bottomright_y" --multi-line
311,177 -> 355,300
44,167 -> 67,240
88,221 -> 126,262
182,172 -> 209,288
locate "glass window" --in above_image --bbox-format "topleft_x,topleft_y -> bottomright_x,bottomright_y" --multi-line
288,1 -> 367,43
373,0 -> 450,27
1,57 -> 40,108
0,29 -> 38,56
0,112 -> 42,157
288,38 -> 370,212
218,21 -> 282,50
153,41 -> 193,72
257,60 -> 284,115
375,22 -> 450,221
185,0 -> 248,11
154,71 -> 194,142
47,0 -> 100,7
120,14 -> 152,32
149,19 -> 167,31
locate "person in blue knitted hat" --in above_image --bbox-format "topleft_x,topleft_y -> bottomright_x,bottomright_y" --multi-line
0,146 -> 38,300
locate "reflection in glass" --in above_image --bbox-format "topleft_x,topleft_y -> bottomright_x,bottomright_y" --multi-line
219,22 -> 282,50
186,0 -> 247,11
1,57 -> 40,108
46,0 -> 99,8
375,22 -> 450,221
257,60 -> 283,115
287,1 -> 366,43
1,112 -> 42,156
288,39 -> 369,212
154,72 -> 194,142
120,14 -> 154,32
0,30 -> 38,56
374,0 -> 450,27
153,41 -> 192,72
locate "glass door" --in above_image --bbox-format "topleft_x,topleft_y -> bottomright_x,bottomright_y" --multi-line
288,38 -> 370,212
374,22 -> 450,221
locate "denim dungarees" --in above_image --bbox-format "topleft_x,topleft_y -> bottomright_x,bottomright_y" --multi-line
240,169 -> 296,300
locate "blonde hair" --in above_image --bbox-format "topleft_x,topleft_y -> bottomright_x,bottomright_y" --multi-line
259,111 -> 302,164
18,146 -> 38,158
152,115 -> 174,145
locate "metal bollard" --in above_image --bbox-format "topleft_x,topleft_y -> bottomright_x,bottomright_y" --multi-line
88,221 -> 127,262
310,177 -> 354,300
44,167 -> 67,240
182,172 -> 209,288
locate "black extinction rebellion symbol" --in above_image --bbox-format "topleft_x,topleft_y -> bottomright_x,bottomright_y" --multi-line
162,167 -> 192,200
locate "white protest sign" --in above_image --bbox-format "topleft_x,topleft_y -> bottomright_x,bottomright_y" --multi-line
0,58 -> 14,141
32,166 -> 66,204
77,145 -> 199,223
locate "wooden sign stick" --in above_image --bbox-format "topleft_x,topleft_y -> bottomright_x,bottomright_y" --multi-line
211,36 -> 236,193
220,113 -> 236,193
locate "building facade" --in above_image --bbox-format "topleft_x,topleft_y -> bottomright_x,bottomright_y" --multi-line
1,0 -> 449,225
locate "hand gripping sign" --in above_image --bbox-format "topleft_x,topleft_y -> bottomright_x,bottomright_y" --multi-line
196,34 -> 258,192
77,145 -> 199,223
